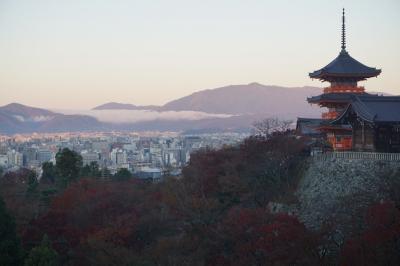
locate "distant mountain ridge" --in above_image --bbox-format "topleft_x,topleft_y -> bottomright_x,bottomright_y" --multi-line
93,83 -> 322,117
160,83 -> 321,116
0,103 -> 56,118
0,103 -> 104,134
93,102 -> 159,111
1,83 -> 328,134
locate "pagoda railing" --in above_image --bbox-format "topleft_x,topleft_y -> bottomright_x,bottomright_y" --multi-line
322,111 -> 340,120
323,86 -> 365,94
312,151 -> 400,161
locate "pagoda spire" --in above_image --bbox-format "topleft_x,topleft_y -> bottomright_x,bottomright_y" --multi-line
341,8 -> 346,51
309,7 -> 381,83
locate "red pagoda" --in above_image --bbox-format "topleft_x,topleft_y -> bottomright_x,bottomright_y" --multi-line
307,9 -> 381,150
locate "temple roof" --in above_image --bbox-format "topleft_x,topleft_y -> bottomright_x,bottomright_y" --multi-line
296,117 -> 352,135
309,50 -> 381,81
333,95 -> 400,123
307,92 -> 374,104
309,9 -> 381,82
296,118 -> 325,135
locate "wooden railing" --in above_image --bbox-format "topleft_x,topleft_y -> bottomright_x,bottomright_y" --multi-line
313,151 -> 400,161
323,86 -> 365,94
322,111 -> 339,120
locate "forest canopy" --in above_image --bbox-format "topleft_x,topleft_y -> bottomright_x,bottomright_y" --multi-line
1,133 -> 399,265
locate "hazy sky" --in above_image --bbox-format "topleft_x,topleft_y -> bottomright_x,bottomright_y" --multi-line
0,0 -> 399,109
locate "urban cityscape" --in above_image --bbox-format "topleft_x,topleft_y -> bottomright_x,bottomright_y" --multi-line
0,131 -> 248,180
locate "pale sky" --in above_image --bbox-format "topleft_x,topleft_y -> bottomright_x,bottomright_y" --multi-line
0,0 -> 399,109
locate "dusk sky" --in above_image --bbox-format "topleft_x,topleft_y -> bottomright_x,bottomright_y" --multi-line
0,0 -> 399,109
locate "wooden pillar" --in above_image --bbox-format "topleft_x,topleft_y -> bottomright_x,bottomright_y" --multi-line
351,123 -> 355,151
388,126 -> 393,152
362,121 -> 365,150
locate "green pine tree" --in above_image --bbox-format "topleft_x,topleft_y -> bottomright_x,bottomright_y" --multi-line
113,168 -> 132,181
0,197 -> 23,266
24,235 -> 58,266
55,148 -> 83,187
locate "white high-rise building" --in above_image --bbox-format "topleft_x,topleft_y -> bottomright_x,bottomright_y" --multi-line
110,148 -> 127,166
7,150 -> 23,167
81,151 -> 100,166
0,154 -> 9,167
37,149 -> 54,163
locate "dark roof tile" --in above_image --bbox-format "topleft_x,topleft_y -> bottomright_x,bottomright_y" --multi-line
309,50 -> 381,81
333,95 -> 400,123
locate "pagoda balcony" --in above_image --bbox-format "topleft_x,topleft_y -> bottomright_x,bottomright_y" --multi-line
323,85 -> 365,94
322,111 -> 340,120
327,135 -> 353,151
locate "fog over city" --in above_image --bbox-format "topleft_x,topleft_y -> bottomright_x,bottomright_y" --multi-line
53,109 -> 232,124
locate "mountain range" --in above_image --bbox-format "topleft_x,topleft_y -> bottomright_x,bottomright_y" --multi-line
0,103 -> 104,134
92,83 -> 322,117
93,102 -> 159,111
1,83 -> 326,134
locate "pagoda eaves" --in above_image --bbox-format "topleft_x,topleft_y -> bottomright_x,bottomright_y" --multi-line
309,50 -> 381,82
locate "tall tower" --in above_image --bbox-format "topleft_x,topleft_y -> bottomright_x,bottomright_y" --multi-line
307,9 -> 381,150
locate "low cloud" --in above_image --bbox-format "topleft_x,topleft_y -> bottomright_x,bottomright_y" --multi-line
52,109 -> 232,124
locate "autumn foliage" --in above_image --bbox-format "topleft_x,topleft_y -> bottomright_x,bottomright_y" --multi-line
1,134 -> 399,265
341,201 -> 400,265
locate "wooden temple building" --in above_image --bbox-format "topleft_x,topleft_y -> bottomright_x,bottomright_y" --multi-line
297,9 -> 400,152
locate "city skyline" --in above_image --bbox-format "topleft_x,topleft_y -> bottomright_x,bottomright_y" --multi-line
0,0 -> 399,109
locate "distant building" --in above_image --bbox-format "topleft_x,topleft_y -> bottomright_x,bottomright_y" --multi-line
37,149 -> 53,163
92,140 -> 110,152
81,151 -> 100,166
136,166 -> 162,181
7,150 -> 23,167
24,147 -> 38,164
123,143 -> 137,152
150,144 -> 163,167
110,148 -> 127,166
162,149 -> 178,167
0,154 -> 8,167
0,145 -> 8,155
180,149 -> 191,164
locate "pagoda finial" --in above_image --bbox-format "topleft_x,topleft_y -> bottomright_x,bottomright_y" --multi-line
341,8 -> 346,51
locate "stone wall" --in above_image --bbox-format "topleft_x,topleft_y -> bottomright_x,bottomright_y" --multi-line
295,158 -> 400,233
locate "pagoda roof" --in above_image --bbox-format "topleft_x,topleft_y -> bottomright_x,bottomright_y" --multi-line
309,50 -> 381,81
317,124 -> 352,133
333,95 -> 400,124
296,118 -> 325,135
307,92 -> 375,104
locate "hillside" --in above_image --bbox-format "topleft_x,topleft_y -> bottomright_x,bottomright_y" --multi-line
92,83 -> 323,118
0,103 -> 104,134
92,102 -> 159,111
161,83 -> 322,116
0,103 -> 56,120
